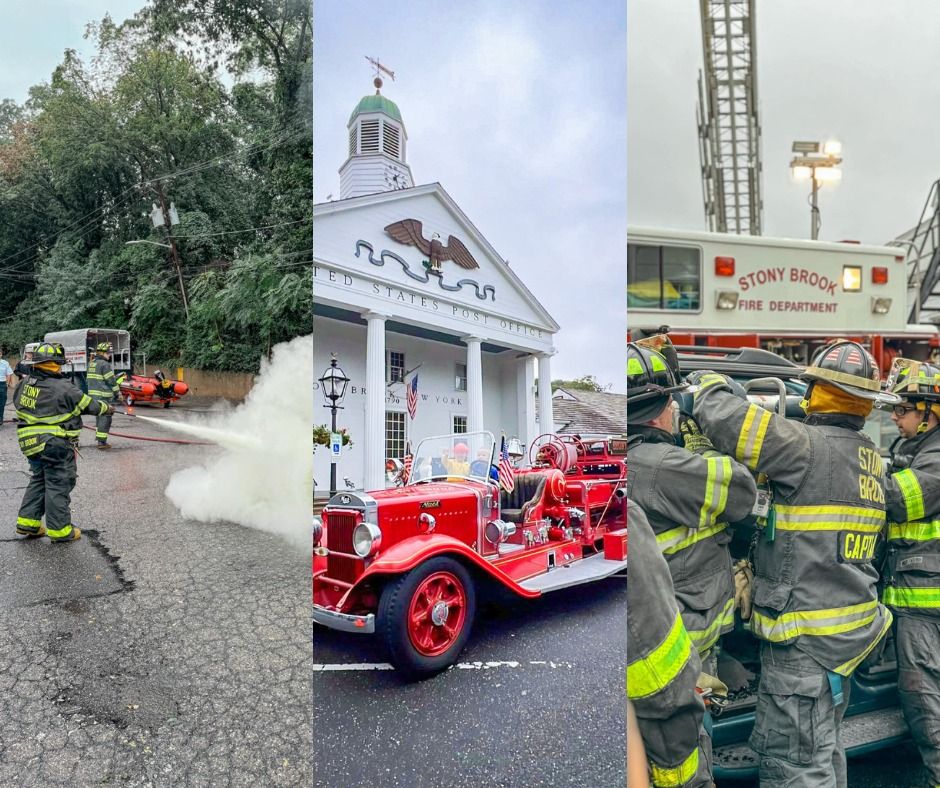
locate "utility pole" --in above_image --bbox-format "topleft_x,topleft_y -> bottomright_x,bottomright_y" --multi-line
154,182 -> 189,319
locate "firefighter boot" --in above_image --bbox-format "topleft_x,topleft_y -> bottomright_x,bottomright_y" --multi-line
50,527 -> 81,543
15,521 -> 46,538
96,441 -> 111,450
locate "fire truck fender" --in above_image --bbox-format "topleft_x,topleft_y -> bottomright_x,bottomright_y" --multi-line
358,534 -> 541,599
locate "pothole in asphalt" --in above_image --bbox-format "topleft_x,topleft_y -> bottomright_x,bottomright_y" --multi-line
0,528 -> 132,608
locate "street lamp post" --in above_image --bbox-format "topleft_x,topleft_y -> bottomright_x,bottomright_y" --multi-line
790,140 -> 843,240
318,355 -> 350,499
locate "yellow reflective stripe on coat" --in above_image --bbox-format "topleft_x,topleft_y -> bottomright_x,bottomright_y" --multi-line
699,456 -> 732,527
834,608 -> 893,676
734,404 -> 771,470
773,504 -> 885,533
894,469 -> 926,522
692,373 -> 728,398
650,748 -> 699,788
887,520 -> 940,542
87,373 -> 106,380
883,586 -> 940,608
688,597 -> 735,655
656,522 -> 728,555
628,611 -> 692,700
15,397 -> 88,425
750,599 -> 880,643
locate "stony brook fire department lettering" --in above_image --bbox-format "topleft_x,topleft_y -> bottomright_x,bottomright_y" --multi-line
20,384 -> 41,410
840,532 -> 878,563
858,446 -> 885,503
738,266 -> 839,296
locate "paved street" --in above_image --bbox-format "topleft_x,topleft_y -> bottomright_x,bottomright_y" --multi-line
0,400 -> 310,786
313,574 -> 627,787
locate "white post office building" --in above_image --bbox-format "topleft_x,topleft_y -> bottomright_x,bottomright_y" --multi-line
313,81 -> 560,493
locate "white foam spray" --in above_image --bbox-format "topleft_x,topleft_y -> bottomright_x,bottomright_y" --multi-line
164,334 -> 313,550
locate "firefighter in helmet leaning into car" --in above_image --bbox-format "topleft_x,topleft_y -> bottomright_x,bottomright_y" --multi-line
628,498 -> 712,788
12,342 -> 113,542
881,358 -> 940,787
688,340 -> 899,788
626,340 -> 757,780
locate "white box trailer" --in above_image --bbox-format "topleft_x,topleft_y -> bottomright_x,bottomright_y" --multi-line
22,329 -> 132,393
628,227 -> 939,370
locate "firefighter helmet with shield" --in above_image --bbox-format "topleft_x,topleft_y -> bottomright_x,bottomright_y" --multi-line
33,342 -> 66,366
799,340 -> 889,401
889,359 -> 940,402
627,342 -> 688,424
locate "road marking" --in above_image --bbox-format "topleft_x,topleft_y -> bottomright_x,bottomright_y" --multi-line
312,660 -> 574,672
313,663 -> 394,671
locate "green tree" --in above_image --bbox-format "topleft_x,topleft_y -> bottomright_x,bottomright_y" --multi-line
550,375 -> 612,393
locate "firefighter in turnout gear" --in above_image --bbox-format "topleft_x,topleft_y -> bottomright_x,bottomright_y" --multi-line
627,342 -> 757,678
88,341 -> 120,448
12,342 -> 113,542
689,340 -> 899,788
881,359 -> 940,785
628,498 -> 713,788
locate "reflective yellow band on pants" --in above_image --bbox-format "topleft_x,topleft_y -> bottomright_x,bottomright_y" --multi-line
650,747 -> 699,788
887,520 -> 940,542
628,611 -> 692,700
699,456 -> 732,527
735,403 -> 772,471
688,597 -> 735,655
895,468 -> 926,522
46,523 -> 73,539
773,503 -> 885,533
16,517 -> 41,529
657,522 -> 728,556
883,586 -> 940,608
750,599 -> 880,642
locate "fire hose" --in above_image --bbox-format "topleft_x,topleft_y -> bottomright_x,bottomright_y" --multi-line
79,409 -> 213,446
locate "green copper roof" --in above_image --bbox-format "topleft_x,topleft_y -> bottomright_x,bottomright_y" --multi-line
349,94 -> 402,125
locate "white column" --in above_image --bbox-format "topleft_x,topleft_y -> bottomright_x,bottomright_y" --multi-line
364,312 -> 386,491
464,336 -> 484,434
516,355 -> 537,453
538,352 -> 554,435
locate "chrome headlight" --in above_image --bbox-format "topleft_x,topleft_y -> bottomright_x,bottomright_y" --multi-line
352,522 -> 382,558
312,516 -> 323,546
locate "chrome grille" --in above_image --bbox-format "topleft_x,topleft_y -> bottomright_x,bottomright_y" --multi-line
325,509 -> 362,584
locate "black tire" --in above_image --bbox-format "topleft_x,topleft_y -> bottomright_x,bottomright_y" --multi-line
377,556 -> 476,677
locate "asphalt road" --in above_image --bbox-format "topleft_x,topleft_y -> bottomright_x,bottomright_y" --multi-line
312,573 -> 627,787
0,399 -> 310,786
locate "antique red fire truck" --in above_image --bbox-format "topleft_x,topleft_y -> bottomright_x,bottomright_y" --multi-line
312,431 -> 628,676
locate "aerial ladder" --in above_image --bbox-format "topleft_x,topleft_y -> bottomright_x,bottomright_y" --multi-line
697,0 -> 763,235
896,179 -> 940,324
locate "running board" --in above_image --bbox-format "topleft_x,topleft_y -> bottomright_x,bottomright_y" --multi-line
518,552 -> 627,593
714,706 -> 909,775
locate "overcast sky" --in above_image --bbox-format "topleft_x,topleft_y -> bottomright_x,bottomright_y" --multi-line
314,1 -> 628,392
0,1 -> 142,103
629,0 -> 940,244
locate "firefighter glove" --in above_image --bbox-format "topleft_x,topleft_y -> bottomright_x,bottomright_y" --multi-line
106,404 -> 116,415
678,414 -> 715,455
733,558 -> 754,620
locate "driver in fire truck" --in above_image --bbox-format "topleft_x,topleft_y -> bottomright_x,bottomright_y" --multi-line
881,359 -> 940,786
625,341 -> 758,770
688,340 -> 898,788
628,498 -> 712,788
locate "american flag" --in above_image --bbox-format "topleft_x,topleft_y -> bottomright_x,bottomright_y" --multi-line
407,373 -> 419,420
401,441 -> 413,484
498,435 -> 514,493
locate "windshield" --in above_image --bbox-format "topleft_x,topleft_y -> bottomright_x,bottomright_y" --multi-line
409,431 -> 496,484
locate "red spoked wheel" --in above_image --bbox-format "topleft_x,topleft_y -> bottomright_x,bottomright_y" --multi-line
378,556 -> 477,677
407,571 -> 468,657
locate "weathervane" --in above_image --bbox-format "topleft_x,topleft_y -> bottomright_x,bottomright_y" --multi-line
365,56 -> 396,93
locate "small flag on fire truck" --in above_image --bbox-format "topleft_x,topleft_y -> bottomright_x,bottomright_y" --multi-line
401,441 -> 413,484
498,434 -> 514,493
